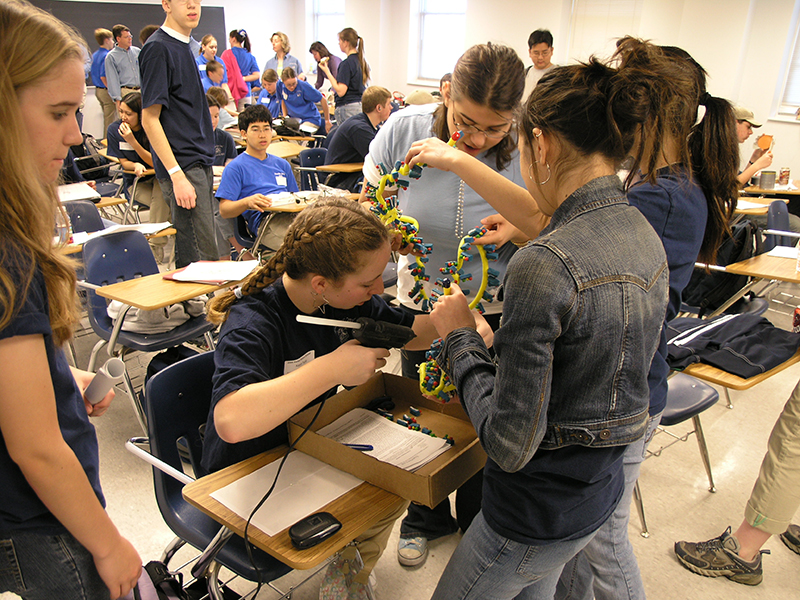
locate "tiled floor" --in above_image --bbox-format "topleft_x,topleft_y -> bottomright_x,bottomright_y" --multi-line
4,282 -> 800,600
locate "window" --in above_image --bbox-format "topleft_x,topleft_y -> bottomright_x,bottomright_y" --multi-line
313,0 -> 345,55
569,0 -> 644,62
778,17 -> 800,117
415,0 -> 466,82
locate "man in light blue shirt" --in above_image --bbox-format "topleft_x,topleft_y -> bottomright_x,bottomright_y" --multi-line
105,24 -> 141,112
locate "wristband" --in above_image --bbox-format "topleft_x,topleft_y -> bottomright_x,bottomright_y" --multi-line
748,161 -> 754,165
167,165 -> 182,175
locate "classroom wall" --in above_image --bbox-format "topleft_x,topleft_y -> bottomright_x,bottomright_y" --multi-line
69,0 -> 800,176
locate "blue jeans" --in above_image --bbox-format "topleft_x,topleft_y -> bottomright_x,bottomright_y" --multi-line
159,164 -> 218,269
432,511 -> 599,600
398,310 -> 500,541
0,529 -> 110,600
556,412 -> 663,600
334,102 -> 362,125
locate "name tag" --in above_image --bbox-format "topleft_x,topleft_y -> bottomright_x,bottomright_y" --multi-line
275,173 -> 287,187
285,349 -> 314,374
119,141 -> 134,151
198,64 -> 207,71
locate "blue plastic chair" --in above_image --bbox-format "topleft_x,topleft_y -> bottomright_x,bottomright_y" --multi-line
82,230 -> 215,432
765,200 -> 793,251
134,351 -> 294,596
297,148 -> 327,191
633,373 -> 719,537
64,199 -> 105,234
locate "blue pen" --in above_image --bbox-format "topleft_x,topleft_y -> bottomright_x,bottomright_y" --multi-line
344,443 -> 374,451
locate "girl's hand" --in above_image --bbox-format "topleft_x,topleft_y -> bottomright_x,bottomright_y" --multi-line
246,193 -> 273,212
118,122 -> 134,142
404,137 -> 461,173
71,366 -> 115,417
430,283 -> 476,339
753,150 -> 774,172
476,214 -> 527,247
93,534 -> 142,599
331,340 -> 390,387
132,163 -> 146,177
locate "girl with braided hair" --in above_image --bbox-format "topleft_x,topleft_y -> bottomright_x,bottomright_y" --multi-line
201,198 -> 441,600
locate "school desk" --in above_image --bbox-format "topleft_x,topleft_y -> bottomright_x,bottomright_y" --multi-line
316,162 -> 364,174
267,141 -> 305,160
182,445 -> 406,569
62,227 -> 176,256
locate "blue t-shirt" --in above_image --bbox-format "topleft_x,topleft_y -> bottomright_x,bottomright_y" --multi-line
334,53 -> 365,107
264,53 -> 304,78
231,46 -> 259,93
139,28 -> 214,178
628,165 -> 708,416
213,128 -> 238,167
201,277 -> 415,473
0,247 -> 104,534
279,79 -> 323,126
91,47 -> 108,88
215,152 -> 298,234
257,88 -> 282,118
196,53 -> 228,92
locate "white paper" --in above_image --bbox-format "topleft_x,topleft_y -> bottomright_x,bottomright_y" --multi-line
172,260 -> 259,284
736,199 -> 766,210
210,451 -> 362,536
767,245 -> 798,259
91,222 -> 173,237
58,182 -> 101,202
317,408 -> 451,471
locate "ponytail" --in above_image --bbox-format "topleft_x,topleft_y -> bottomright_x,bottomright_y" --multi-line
339,28 -> 369,84
229,29 -> 251,53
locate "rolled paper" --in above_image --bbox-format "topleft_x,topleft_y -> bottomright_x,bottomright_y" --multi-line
84,357 -> 126,405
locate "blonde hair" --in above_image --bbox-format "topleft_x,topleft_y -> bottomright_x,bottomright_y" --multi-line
207,199 -> 390,324
271,31 -> 290,54
0,0 -> 85,344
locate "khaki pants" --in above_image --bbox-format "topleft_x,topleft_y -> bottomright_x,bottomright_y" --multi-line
95,87 -> 116,133
745,377 -> 800,534
133,177 -> 170,248
345,499 -> 409,585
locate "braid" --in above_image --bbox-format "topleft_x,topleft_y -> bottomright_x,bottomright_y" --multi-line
206,198 -> 389,324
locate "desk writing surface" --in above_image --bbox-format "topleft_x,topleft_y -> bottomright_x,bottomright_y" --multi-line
725,254 -> 800,284
62,227 -> 176,256
95,269 -> 230,311
683,347 -> 800,391
268,141 -> 304,160
743,185 -> 800,196
316,162 -> 364,174
182,446 -> 406,570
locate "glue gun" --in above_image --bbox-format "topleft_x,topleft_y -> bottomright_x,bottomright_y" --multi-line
296,315 -> 416,349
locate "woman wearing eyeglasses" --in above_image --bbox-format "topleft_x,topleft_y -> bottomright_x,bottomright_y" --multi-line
359,42 -> 528,568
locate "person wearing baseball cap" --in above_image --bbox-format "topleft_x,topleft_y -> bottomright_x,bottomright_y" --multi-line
735,106 -> 773,186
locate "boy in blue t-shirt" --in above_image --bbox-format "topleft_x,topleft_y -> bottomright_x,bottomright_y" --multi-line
216,104 -> 298,251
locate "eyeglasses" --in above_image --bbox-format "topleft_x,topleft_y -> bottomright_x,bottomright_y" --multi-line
452,107 -> 513,140
530,49 -> 552,58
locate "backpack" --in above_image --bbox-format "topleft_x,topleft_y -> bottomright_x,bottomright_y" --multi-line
272,116 -> 303,137
120,561 -> 189,600
681,220 -> 765,317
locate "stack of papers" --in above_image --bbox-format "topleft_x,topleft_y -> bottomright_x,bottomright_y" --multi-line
767,245 -> 798,259
169,260 -> 259,284
58,182 -> 101,202
210,451 -> 362,536
71,222 -> 173,245
318,408 -> 451,471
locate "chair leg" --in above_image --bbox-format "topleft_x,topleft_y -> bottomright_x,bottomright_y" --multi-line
120,362 -> 148,434
724,387 -> 733,409
65,340 -> 78,368
632,480 -> 649,538
87,339 -> 108,372
204,330 -> 216,350
161,536 -> 187,566
692,415 -> 716,493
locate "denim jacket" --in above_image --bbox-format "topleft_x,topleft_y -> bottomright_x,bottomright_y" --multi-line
440,175 -> 668,473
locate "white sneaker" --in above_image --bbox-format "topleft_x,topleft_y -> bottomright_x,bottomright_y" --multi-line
397,536 -> 428,566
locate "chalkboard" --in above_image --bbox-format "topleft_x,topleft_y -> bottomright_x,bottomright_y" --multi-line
30,1 -> 227,68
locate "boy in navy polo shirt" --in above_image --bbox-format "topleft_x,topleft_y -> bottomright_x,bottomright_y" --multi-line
139,0 -> 218,268
279,67 -> 332,133
216,105 -> 297,251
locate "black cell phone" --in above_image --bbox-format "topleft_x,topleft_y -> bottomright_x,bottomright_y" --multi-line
289,512 -> 342,549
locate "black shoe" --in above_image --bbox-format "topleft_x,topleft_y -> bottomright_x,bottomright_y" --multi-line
674,526 -> 768,586
781,524 -> 800,556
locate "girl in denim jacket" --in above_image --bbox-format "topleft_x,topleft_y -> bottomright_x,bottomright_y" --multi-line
405,61 -> 669,598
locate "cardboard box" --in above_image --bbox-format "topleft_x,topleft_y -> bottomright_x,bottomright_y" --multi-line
288,372 -> 486,508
